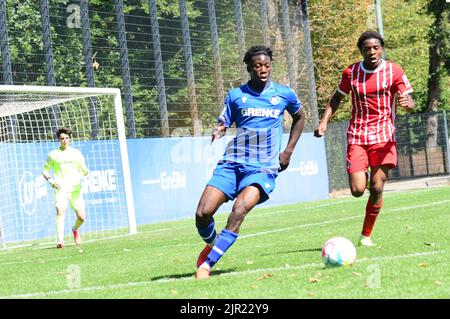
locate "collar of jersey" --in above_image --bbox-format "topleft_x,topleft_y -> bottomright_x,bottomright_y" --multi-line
360,59 -> 386,74
245,81 -> 273,95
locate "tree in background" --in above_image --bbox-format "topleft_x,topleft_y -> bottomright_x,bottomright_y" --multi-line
425,0 -> 449,148
309,0 -> 449,122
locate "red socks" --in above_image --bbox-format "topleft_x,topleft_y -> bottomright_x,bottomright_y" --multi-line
362,198 -> 383,237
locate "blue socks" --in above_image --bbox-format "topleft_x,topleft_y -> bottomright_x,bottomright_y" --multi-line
196,218 -> 217,246
206,229 -> 238,268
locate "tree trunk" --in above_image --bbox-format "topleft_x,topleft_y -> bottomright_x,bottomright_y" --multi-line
425,0 -> 445,149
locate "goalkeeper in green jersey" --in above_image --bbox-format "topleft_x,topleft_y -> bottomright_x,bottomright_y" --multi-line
42,127 -> 89,248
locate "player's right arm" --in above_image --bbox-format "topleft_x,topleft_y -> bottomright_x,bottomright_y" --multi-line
211,93 -> 233,143
314,66 -> 351,138
42,154 -> 61,190
314,90 -> 345,138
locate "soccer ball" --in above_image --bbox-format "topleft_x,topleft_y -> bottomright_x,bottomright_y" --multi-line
321,237 -> 356,267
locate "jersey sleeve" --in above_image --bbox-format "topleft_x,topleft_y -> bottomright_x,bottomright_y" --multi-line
42,154 -> 53,175
337,66 -> 352,95
391,64 -> 413,96
77,151 -> 89,176
285,87 -> 302,115
218,92 -> 233,127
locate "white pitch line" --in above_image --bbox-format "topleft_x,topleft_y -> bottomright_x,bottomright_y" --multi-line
2,198 -> 448,266
134,199 -> 358,235
1,250 -> 445,299
240,215 -> 361,239
390,199 -> 450,211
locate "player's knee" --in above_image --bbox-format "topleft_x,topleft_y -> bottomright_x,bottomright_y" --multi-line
350,186 -> 365,197
369,183 -> 384,197
195,207 -> 213,223
231,202 -> 250,221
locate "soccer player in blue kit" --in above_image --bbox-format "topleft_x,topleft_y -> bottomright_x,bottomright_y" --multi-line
195,45 -> 305,279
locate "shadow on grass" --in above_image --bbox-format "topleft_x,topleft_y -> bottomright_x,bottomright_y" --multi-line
150,268 -> 237,281
260,247 -> 322,256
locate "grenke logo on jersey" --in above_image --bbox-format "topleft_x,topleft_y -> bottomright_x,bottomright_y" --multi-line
241,107 -> 281,119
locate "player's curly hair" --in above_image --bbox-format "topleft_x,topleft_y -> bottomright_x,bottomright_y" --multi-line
243,45 -> 273,71
357,31 -> 385,51
56,127 -> 72,138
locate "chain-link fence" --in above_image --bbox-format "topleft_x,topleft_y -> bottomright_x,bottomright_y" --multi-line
0,0 -> 319,137
325,110 -> 450,192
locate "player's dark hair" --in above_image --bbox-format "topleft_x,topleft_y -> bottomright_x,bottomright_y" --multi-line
56,127 -> 72,138
243,45 -> 273,72
357,31 -> 384,51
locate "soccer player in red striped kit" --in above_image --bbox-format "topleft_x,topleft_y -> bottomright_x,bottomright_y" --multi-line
314,31 -> 415,246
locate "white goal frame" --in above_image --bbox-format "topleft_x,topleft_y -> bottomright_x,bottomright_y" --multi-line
0,85 -> 137,247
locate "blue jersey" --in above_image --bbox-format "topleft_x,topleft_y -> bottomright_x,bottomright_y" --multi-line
218,81 -> 302,169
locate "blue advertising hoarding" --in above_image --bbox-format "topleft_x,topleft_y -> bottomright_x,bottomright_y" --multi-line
128,132 -> 329,225
1,133 -> 329,244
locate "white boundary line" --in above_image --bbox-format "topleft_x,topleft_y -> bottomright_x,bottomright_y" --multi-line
240,215 -> 360,239
391,199 -> 450,211
0,250 -> 445,299
2,198 -> 449,265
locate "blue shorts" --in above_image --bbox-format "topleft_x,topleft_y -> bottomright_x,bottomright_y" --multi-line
207,162 -> 278,204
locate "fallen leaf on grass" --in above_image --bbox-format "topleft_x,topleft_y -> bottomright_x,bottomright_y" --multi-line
352,272 -> 362,277
418,263 -> 428,268
246,260 -> 253,265
170,289 -> 178,294
256,273 -> 273,281
424,242 -> 434,246
308,277 -> 320,283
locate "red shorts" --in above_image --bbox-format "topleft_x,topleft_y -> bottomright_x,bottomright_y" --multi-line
346,141 -> 397,174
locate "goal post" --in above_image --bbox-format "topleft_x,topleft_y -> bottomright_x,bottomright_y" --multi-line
0,85 -> 136,249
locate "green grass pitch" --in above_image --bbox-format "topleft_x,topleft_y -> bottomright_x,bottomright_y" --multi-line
0,186 -> 449,299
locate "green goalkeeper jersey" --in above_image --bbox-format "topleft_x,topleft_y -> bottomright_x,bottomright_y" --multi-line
43,147 -> 88,192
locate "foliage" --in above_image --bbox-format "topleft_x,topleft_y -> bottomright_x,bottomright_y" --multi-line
1,0 -> 449,137
308,0 -> 449,120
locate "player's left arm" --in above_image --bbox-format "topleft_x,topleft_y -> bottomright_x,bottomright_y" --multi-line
78,152 -> 89,177
279,108 -> 305,172
397,91 -> 415,111
394,66 -> 415,111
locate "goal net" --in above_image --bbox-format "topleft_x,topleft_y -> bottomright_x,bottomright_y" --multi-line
0,85 -> 136,249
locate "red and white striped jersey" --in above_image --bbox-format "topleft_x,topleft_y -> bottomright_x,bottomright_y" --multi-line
337,59 -> 413,145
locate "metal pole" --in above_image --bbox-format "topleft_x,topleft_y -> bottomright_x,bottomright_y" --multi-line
114,0 -> 136,138
0,0 -> 18,142
0,0 -> 20,239
299,0 -> 319,127
281,0 -> 297,91
39,0 -> 56,86
179,0 -> 200,135
234,0 -> 247,83
39,0 -> 60,130
443,110 -> 450,174
148,0 -> 169,137
207,0 -> 224,113
79,0 -> 99,138
259,0 -> 270,47
375,0 -> 386,59
0,0 -> 12,85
